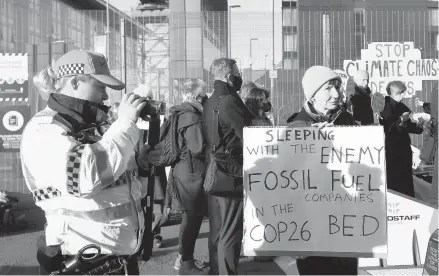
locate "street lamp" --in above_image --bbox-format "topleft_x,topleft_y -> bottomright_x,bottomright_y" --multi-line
265,54 -> 268,87
228,5 -> 241,58
249,38 -> 258,81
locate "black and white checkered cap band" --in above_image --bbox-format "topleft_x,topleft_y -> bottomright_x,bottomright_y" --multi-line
57,63 -> 85,79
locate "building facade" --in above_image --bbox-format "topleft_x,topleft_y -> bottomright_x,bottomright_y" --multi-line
131,8 -> 170,102
169,0 -> 228,102
278,0 -> 438,117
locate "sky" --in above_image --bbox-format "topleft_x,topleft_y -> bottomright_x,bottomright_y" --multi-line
109,0 -> 283,70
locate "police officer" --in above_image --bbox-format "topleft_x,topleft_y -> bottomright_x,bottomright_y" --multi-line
22,49 -> 151,275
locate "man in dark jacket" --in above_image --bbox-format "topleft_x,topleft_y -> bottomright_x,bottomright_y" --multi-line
347,70 -> 374,125
286,66 -> 358,275
202,58 -> 253,275
380,81 -> 424,197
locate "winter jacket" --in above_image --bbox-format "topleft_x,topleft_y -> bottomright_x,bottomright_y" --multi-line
285,101 -> 358,275
379,96 -> 423,197
168,102 -> 206,214
348,85 -> 374,125
20,94 -> 146,256
202,80 -> 254,156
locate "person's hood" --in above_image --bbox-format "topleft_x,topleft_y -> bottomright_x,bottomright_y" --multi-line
168,101 -> 203,129
169,101 -> 203,115
354,85 -> 372,96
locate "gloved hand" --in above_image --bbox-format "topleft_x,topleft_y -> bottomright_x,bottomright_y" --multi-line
137,142 -> 165,168
118,93 -> 147,122
138,144 -> 151,170
146,142 -> 165,167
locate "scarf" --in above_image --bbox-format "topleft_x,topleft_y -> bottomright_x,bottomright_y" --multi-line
304,101 -> 341,123
47,93 -> 110,133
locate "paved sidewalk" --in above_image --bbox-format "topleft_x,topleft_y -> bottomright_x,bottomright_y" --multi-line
0,206 -> 286,275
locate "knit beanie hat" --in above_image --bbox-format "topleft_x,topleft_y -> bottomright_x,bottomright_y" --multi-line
302,66 -> 341,100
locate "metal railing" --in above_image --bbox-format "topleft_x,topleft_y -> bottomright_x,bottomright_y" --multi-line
0,1 -> 437,193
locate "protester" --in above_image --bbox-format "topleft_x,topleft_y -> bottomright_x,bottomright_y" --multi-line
168,78 -> 208,275
202,58 -> 253,275
286,65 -> 358,275
420,83 -> 438,206
347,70 -> 374,125
430,83 -> 438,206
21,49 -> 152,275
379,81 -> 424,198
239,81 -> 257,100
242,87 -> 273,126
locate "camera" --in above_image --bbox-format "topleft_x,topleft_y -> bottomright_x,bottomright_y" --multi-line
139,100 -> 166,120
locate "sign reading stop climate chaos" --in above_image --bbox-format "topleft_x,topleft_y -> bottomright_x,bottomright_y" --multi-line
243,126 -> 388,258
344,42 -> 438,98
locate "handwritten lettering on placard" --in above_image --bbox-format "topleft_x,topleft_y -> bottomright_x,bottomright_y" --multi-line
343,42 -> 439,97
243,126 -> 388,258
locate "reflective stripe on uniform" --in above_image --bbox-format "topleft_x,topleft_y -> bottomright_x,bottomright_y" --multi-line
45,200 -> 142,222
66,145 -> 85,197
32,186 -> 62,202
22,161 -> 38,192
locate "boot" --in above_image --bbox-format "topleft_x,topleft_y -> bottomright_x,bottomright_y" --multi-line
178,260 -> 208,275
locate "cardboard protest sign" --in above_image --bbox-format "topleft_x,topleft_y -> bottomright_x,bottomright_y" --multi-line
243,126 -> 388,258
411,145 -> 422,170
344,42 -> 439,98
334,69 -> 349,92
371,92 -> 386,114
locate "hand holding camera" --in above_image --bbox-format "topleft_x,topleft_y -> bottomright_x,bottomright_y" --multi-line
118,93 -> 147,122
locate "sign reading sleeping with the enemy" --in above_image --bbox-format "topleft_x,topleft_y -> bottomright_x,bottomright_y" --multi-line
243,126 -> 388,258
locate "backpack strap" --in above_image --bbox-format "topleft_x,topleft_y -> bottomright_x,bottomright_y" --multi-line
212,96 -> 224,152
173,110 -> 195,172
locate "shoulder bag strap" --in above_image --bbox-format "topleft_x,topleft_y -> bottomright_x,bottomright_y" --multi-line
212,96 -> 223,152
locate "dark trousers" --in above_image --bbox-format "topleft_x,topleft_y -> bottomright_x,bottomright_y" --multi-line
179,212 -> 204,261
296,256 -> 358,275
208,195 -> 243,275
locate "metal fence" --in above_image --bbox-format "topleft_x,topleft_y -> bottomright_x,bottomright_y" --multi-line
0,1 -> 437,193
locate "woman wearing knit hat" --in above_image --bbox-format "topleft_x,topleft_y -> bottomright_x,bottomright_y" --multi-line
286,66 -> 357,127
285,66 -> 358,275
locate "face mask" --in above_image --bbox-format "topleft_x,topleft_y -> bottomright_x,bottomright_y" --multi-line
228,75 -> 243,91
262,102 -> 272,112
196,95 -> 208,105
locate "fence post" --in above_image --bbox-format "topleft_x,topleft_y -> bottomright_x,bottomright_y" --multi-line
121,18 -> 127,95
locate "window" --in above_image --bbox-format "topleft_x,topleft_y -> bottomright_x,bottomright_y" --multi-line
282,8 -> 297,27
283,34 -> 297,52
354,8 -> 365,36
431,32 -> 439,52
430,8 -> 438,27
283,58 -> 299,70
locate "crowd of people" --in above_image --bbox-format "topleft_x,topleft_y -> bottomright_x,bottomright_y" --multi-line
21,48 -> 438,275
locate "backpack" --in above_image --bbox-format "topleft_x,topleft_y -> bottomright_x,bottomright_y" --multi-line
153,111 -> 184,167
